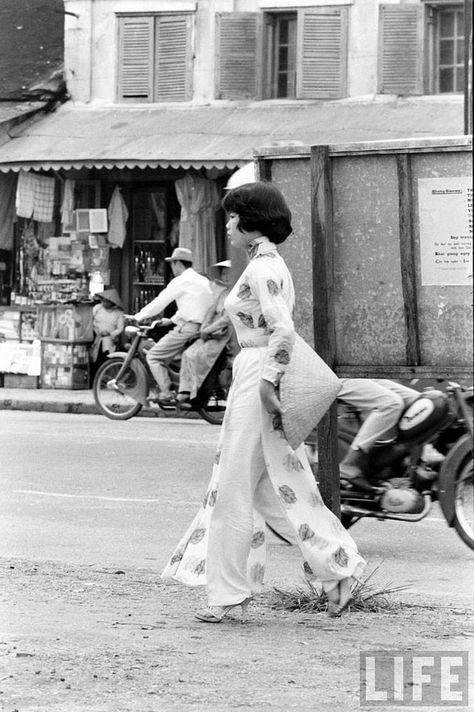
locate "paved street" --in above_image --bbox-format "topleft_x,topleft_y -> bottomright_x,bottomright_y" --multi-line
1,411 -> 473,712
1,410 -> 472,601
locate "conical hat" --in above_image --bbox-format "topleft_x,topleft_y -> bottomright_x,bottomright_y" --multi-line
97,288 -> 124,309
280,334 -> 342,450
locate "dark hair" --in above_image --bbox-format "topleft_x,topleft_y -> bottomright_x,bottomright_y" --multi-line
221,182 -> 292,244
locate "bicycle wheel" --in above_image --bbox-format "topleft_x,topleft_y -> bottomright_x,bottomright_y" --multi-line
453,455 -> 474,550
93,358 -> 143,420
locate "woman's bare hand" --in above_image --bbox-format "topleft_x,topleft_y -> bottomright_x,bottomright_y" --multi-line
259,379 -> 282,416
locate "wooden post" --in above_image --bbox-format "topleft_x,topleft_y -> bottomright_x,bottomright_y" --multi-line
464,0 -> 473,135
310,146 -> 340,516
256,157 -> 272,182
397,153 -> 421,366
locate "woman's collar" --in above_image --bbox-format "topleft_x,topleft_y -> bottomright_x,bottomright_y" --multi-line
247,236 -> 277,259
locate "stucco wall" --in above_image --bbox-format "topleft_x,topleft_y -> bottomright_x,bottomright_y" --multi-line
270,159 -> 314,345
332,154 -> 407,364
258,138 -> 473,370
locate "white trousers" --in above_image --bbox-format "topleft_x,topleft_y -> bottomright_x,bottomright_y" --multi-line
338,378 -> 419,452
162,347 -> 366,606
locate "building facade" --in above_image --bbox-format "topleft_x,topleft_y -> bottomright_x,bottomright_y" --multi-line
0,0 -> 469,387
66,0 -> 468,104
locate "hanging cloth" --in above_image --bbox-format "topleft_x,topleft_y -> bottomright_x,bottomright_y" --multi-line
107,186 -> 129,248
33,175 -> 55,223
15,171 -> 55,223
175,175 -> 220,274
0,173 -> 17,250
15,171 -> 35,218
60,179 -> 75,228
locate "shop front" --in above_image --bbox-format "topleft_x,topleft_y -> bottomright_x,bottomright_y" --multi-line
0,164 -> 233,389
1,98 -> 460,389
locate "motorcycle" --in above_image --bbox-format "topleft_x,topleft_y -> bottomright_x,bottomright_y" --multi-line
331,382 -> 473,550
93,320 -> 231,425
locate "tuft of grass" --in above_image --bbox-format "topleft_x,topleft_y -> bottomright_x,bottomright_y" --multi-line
271,563 -> 408,614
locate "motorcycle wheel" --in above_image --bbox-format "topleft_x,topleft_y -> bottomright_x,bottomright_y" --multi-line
197,386 -> 228,425
93,358 -> 143,420
453,455 -> 474,550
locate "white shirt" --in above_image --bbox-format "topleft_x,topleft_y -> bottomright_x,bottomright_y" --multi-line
135,267 -> 214,324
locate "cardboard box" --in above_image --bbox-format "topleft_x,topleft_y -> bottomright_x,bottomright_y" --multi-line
4,374 -> 39,389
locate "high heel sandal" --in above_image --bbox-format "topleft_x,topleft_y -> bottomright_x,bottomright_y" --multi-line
195,597 -> 253,623
327,578 -> 353,617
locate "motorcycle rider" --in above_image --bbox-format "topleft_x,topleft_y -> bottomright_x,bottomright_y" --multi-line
133,247 -> 214,403
337,378 -> 420,490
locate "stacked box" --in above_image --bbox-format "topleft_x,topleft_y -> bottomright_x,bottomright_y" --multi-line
41,341 -> 90,389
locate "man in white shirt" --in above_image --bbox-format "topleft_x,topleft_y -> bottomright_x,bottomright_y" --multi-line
134,247 -> 214,402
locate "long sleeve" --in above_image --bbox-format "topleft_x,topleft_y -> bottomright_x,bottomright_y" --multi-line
247,262 -> 295,385
110,312 -> 125,340
201,288 -> 230,335
92,304 -> 101,336
135,279 -> 180,321
135,269 -> 213,323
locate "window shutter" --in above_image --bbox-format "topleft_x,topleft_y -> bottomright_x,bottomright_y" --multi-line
118,17 -> 154,100
155,14 -> 194,102
379,4 -> 424,95
215,13 -> 261,100
296,7 -> 348,100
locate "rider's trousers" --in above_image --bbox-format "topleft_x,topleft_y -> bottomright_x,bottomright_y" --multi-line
146,321 -> 200,394
338,378 -> 419,452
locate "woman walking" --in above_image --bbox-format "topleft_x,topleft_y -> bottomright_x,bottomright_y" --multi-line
162,182 -> 365,621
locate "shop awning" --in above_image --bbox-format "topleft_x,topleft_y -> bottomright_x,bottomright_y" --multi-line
0,97 -> 464,173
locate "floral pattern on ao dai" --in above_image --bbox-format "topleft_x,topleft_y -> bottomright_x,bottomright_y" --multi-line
161,237 -> 365,603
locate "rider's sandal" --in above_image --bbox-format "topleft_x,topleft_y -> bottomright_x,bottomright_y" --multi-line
156,392 -> 176,405
175,392 -> 192,411
327,578 -> 353,617
195,597 -> 253,623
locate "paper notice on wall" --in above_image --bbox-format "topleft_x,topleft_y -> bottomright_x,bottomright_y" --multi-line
418,177 -> 472,286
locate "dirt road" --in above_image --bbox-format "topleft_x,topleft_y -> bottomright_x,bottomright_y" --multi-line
2,554 -> 471,712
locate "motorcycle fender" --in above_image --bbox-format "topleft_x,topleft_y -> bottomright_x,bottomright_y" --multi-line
437,434 -> 472,526
107,354 -> 149,406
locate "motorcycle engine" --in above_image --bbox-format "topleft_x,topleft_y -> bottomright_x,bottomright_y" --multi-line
380,478 -> 425,514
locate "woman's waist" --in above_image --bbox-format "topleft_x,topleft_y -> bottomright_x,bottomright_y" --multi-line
238,336 -> 269,348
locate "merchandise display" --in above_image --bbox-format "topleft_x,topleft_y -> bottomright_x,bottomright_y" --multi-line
41,341 -> 89,389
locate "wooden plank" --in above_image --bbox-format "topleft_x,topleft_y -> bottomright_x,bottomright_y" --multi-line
255,137 -> 472,160
316,403 -> 339,515
334,365 -> 474,380
397,153 -> 421,366
310,145 -> 340,516
256,157 -> 272,182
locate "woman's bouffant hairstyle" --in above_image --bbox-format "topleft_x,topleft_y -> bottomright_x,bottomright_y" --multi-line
221,182 -> 292,244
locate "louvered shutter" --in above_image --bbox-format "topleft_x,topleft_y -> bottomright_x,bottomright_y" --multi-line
379,4 -> 424,95
296,7 -> 348,100
155,14 -> 193,102
118,17 -> 153,100
215,13 -> 261,100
